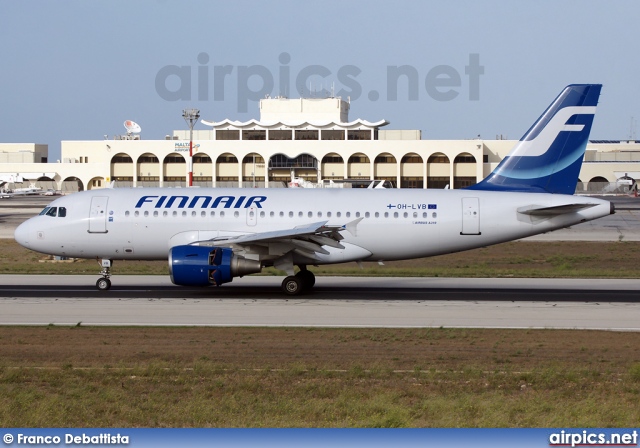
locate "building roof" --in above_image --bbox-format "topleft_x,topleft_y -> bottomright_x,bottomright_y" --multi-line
200,118 -> 389,130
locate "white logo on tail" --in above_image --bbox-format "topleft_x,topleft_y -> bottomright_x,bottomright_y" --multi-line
507,106 -> 596,158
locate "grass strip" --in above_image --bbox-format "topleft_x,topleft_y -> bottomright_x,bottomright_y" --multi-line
2,239 -> 640,278
1,326 -> 639,427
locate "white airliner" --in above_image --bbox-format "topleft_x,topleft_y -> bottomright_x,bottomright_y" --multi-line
14,84 -> 613,295
0,183 -> 43,198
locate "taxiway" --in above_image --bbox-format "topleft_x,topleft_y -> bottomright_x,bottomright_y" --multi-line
1,276 -> 638,330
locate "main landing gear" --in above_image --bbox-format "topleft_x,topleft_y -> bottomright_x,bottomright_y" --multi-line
93,258 -> 316,295
96,259 -> 112,291
281,267 -> 315,296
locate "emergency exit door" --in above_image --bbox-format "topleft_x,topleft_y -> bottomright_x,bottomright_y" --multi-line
461,197 -> 481,235
246,206 -> 257,226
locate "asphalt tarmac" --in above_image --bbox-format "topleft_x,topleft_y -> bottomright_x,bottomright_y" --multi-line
0,276 -> 638,329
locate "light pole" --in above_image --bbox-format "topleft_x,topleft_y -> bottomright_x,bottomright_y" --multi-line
182,108 -> 200,187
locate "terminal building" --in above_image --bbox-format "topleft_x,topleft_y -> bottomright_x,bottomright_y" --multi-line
1,97 -> 640,194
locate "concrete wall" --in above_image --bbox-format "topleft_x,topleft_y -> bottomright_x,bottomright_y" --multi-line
3,138 -> 640,191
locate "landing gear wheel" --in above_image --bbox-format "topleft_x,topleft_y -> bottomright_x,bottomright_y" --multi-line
96,278 -> 111,291
282,275 -> 303,296
96,259 -> 113,291
295,270 -> 315,290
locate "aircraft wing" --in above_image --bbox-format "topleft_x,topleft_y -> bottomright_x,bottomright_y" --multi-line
193,218 -> 363,262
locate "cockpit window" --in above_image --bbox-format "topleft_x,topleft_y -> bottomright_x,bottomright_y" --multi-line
39,206 -> 67,217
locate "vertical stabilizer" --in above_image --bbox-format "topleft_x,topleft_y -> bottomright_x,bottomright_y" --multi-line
469,84 -> 601,194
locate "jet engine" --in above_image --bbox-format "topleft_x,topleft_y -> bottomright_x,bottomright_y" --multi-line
169,246 -> 261,287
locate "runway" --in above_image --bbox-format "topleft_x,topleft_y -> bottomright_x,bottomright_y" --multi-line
1,275 -> 639,330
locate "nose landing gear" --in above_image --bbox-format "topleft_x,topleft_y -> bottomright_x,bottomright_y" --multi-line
96,259 -> 112,291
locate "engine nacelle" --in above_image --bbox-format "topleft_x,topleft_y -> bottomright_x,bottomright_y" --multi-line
168,245 -> 261,287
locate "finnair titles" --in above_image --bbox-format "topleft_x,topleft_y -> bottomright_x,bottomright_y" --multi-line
135,195 -> 267,209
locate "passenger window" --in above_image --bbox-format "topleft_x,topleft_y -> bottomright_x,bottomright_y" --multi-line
298,211 -> 303,217
270,211 -> 275,218
385,212 -> 389,218
327,212 -> 331,218
375,212 -> 379,218
318,212 -> 322,218
46,207 -> 57,217
346,212 -> 351,218
182,211 -> 187,217
413,212 -> 417,218
163,211 -> 168,217
423,212 -> 427,218
220,211 -> 225,218
403,212 -> 408,218
134,211 -> 140,217
153,211 -> 158,217
125,211 -> 130,217
144,211 -> 149,217
201,211 -> 206,217
172,211 -> 177,217
279,211 -> 284,217
365,212 -> 370,218
260,211 -> 265,218
355,212 -> 360,218
308,211 -> 312,218
211,211 -> 216,217
289,211 -> 293,218
234,211 -> 239,218
394,212 -> 398,218
337,212 -> 341,218
58,207 -> 67,218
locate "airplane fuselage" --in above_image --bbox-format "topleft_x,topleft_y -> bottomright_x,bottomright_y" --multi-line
16,187 -> 612,264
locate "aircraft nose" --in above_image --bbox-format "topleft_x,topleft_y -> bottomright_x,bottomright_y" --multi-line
14,220 -> 32,248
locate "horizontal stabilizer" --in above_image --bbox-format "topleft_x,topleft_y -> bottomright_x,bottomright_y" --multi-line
517,203 -> 598,216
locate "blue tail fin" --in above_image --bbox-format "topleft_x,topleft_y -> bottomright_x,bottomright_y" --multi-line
469,84 -> 601,194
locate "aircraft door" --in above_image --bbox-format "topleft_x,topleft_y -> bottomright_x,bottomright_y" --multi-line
246,206 -> 257,226
461,197 -> 481,235
88,196 -> 109,233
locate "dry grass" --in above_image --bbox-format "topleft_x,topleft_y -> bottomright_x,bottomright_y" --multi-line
2,239 -> 640,427
1,326 -> 639,427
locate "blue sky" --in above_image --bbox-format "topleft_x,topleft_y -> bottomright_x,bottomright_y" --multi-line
1,0 -> 639,161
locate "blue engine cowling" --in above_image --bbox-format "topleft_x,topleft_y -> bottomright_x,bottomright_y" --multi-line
168,245 -> 261,287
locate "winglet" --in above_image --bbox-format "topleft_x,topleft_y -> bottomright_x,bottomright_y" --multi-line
342,217 -> 364,237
